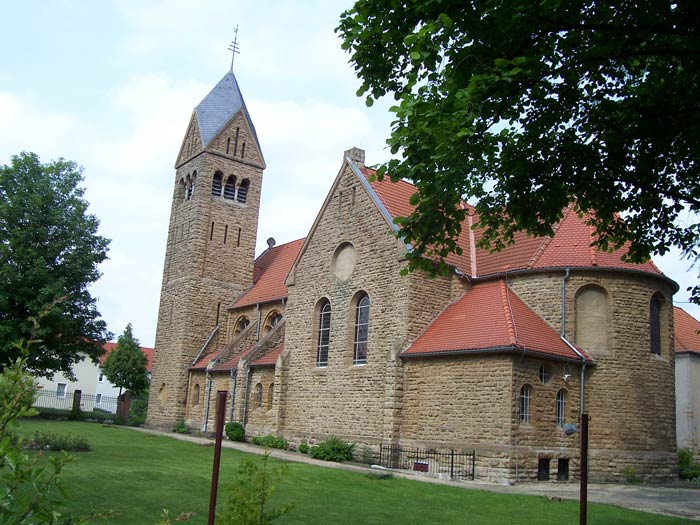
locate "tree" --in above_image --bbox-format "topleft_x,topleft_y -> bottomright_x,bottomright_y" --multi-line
337,2 -> 700,285
103,324 -> 149,396
0,152 -> 110,378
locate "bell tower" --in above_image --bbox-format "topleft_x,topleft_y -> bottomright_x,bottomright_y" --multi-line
147,69 -> 265,427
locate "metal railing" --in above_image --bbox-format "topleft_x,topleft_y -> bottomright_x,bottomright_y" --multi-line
378,444 -> 475,480
34,389 -> 119,414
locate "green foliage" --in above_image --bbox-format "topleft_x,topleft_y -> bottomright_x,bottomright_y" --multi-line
359,445 -> 374,465
623,466 -> 642,484
337,2 -> 700,292
24,431 -> 91,452
678,449 -> 700,481
103,324 -> 149,396
225,422 -> 245,442
128,396 -> 149,427
216,452 -> 293,525
172,420 -> 188,434
0,346 -> 82,524
297,443 -> 309,455
0,152 -> 111,378
251,435 -> 288,450
308,436 -> 354,462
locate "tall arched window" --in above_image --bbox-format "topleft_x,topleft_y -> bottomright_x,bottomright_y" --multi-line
555,389 -> 567,428
211,172 -> 223,197
316,299 -> 331,367
268,383 -> 274,408
234,316 -> 250,336
224,175 -> 237,200
237,179 -> 250,203
650,294 -> 666,355
575,285 -> 609,355
254,383 -> 263,407
178,178 -> 186,201
519,384 -> 531,424
185,175 -> 193,200
264,311 -> 282,335
193,384 -> 200,406
189,171 -> 197,199
353,293 -> 370,365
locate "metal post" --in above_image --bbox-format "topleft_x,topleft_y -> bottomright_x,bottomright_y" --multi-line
208,391 -> 227,525
580,413 -> 590,525
450,450 -> 455,479
471,450 -> 476,480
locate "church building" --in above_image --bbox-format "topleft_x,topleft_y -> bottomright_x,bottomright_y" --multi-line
147,68 -> 678,483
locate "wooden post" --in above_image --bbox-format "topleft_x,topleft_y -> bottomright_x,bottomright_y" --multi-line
580,413 -> 590,525
208,391 -> 227,525
71,390 -> 82,413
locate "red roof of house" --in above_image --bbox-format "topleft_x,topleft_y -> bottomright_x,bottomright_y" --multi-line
249,344 -> 284,368
674,307 -> 700,354
232,238 -> 305,308
363,170 -> 663,279
403,280 -> 588,362
99,342 -> 154,373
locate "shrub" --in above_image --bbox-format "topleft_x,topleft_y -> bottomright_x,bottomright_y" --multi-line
24,431 -> 91,452
251,435 -> 288,450
128,397 -> 149,427
308,436 -> 354,462
623,466 -> 642,484
360,445 -> 374,465
172,420 -> 188,434
217,452 -> 293,524
678,449 -> 700,480
225,421 -> 245,442
298,443 -> 309,455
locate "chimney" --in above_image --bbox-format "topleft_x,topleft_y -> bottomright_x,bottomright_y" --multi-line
344,147 -> 365,167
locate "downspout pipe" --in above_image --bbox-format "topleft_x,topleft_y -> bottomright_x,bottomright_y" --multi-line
202,369 -> 213,433
561,267 -> 587,416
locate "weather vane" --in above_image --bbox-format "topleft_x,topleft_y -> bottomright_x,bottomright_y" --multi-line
228,25 -> 240,71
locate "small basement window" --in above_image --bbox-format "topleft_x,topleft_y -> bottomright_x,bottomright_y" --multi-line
557,458 -> 569,481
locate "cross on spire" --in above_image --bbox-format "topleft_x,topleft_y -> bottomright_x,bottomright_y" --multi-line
228,26 -> 240,71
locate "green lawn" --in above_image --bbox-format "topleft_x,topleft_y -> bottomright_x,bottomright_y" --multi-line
18,419 -> 696,525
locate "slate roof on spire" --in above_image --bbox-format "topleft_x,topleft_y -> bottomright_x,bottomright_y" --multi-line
194,71 -> 260,149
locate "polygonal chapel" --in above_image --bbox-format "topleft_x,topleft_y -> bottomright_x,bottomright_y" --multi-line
147,69 -> 678,483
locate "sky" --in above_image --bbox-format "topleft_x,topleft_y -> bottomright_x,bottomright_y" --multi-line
1,0 -> 698,347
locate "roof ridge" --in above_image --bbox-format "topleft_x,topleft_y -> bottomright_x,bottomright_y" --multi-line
499,280 -> 518,346
527,205 -> 574,268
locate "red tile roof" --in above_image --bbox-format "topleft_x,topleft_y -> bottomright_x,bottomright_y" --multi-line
249,344 -> 284,368
233,238 -> 305,308
362,169 -> 663,279
403,280 -> 588,362
99,342 -> 154,372
674,307 -> 700,354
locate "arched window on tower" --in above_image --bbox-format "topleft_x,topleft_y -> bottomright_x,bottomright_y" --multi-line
190,171 -> 197,199
178,178 -> 186,201
185,175 -> 193,200
211,172 -> 223,197
650,293 -> 668,355
237,179 -> 250,203
224,175 -> 237,200
519,384 -> 532,424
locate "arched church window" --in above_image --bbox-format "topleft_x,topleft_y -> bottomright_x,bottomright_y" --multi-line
650,293 -> 667,355
254,383 -> 263,407
519,384 -> 531,424
212,172 -> 223,197
234,316 -> 250,336
178,178 -> 186,201
353,293 -> 369,365
316,299 -> 331,367
185,175 -> 192,200
189,171 -> 197,199
556,389 -> 567,428
263,311 -> 282,335
268,383 -> 274,408
224,175 -> 237,200
193,384 -> 200,406
237,179 -> 250,203
575,285 -> 609,355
